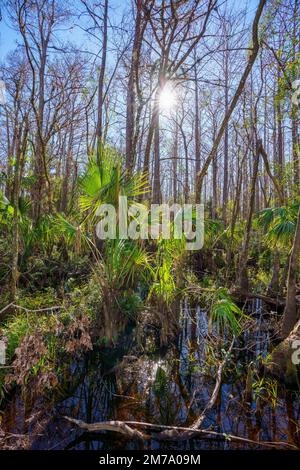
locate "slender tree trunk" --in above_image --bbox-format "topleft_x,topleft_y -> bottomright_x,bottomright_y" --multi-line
10,136 -> 21,303
222,44 -> 229,224
61,119 -> 74,213
276,68 -> 284,181
237,138 -> 260,293
281,205 -> 300,338
96,0 -> 108,169
291,103 -> 299,190
212,124 -> 217,219
125,0 -> 143,175
194,62 -> 201,195
258,140 -> 285,204
145,72 -> 165,202
33,45 -> 51,221
10,122 -> 28,302
152,110 -> 161,203
181,127 -> 189,202
173,115 -> 178,202
291,0 -> 299,190
143,77 -> 157,177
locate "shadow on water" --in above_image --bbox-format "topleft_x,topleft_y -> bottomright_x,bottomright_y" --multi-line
2,301 -> 300,450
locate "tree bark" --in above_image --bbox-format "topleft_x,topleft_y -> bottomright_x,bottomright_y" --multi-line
125,0 -> 143,175
222,39 -> 229,224
96,0 -> 108,170
152,109 -> 161,204
237,139 -> 260,293
281,204 -> 300,338
10,121 -> 28,302
194,62 -> 201,196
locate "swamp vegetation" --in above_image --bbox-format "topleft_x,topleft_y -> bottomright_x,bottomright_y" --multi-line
0,0 -> 300,451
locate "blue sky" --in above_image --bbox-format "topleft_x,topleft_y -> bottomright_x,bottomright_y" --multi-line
0,0 -> 259,63
0,0 -> 127,62
0,20 -> 17,60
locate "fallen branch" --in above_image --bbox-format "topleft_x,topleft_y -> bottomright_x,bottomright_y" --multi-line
230,289 -> 287,308
64,417 -> 148,440
0,303 -> 63,317
64,341 -> 241,444
64,337 -> 297,449
0,303 -> 14,317
64,417 -> 297,449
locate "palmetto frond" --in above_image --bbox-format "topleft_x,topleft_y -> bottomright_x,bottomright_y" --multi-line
95,238 -> 151,292
258,203 -> 299,247
210,288 -> 248,335
78,149 -> 149,222
54,214 -> 91,253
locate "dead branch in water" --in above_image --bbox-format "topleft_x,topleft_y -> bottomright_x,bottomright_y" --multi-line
65,342 -> 235,441
230,290 -> 287,308
64,417 -> 149,441
64,339 -> 298,449
63,417 -> 297,449
65,341 -> 235,442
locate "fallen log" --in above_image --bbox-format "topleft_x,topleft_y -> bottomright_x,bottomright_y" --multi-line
65,341 -> 237,443
64,339 -> 298,448
230,289 -> 286,308
64,417 -> 148,440
64,417 -> 297,449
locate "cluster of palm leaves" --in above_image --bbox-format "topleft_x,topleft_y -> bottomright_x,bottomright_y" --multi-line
78,147 -> 149,223
148,237 -> 185,308
95,239 -> 151,293
209,287 -> 248,335
257,203 -> 299,248
186,282 -> 247,336
74,149 -> 152,326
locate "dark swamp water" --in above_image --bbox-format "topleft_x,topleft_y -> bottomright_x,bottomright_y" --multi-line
2,300 -> 300,450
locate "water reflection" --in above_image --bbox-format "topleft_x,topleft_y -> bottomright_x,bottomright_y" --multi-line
2,301 -> 300,450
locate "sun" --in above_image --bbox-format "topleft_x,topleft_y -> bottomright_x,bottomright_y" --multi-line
158,83 -> 177,114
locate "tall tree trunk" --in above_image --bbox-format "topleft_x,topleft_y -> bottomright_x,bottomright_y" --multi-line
212,124 -> 217,219
276,67 -> 285,181
222,43 -> 229,224
173,115 -> 178,202
144,72 -> 165,202
10,135 -> 21,303
125,0 -> 143,175
33,51 -> 47,222
61,119 -> 74,213
291,104 -> 299,190
194,62 -> 201,195
10,122 -> 28,302
237,138 -> 260,293
281,205 -> 300,338
152,110 -> 161,203
291,0 -> 299,190
143,76 -> 157,177
96,0 -> 108,169
181,128 -> 189,202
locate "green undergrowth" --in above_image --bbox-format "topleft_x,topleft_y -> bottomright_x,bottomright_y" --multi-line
0,280 -> 102,406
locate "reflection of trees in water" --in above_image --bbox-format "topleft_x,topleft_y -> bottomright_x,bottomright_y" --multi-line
19,304 -> 300,450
